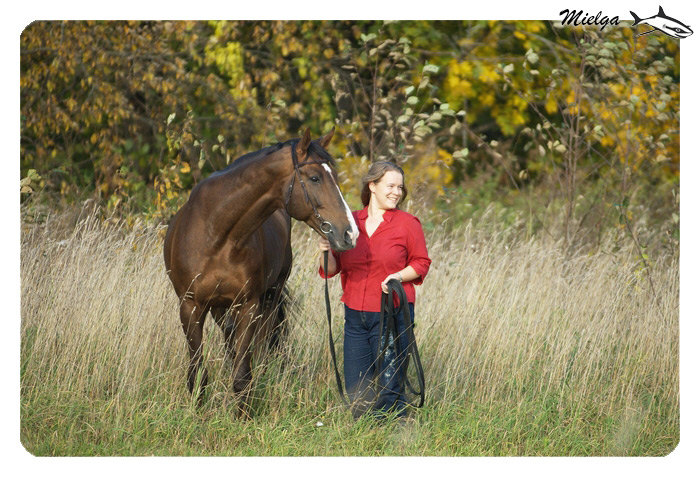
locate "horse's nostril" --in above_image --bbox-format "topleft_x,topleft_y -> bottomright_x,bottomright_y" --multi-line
344,227 -> 356,246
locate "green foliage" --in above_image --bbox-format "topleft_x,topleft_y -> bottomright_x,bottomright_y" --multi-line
21,389 -> 678,456
20,20 -> 679,246
329,22 -> 464,205
20,169 -> 43,196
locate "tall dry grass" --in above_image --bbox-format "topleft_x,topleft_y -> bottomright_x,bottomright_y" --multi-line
20,204 -> 679,455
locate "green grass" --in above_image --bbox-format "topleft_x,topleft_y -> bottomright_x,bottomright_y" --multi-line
19,206 -> 679,456
20,387 -> 677,456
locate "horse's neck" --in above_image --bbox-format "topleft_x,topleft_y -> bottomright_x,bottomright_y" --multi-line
208,152 -> 291,248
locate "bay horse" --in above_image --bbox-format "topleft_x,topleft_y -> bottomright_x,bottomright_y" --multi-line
163,128 -> 358,413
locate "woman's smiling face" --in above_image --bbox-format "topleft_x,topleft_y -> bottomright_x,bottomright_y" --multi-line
369,170 -> 404,210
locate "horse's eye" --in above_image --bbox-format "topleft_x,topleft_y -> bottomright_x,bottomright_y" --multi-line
310,176 -> 321,183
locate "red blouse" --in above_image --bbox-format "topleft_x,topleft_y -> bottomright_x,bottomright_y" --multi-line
319,207 -> 431,312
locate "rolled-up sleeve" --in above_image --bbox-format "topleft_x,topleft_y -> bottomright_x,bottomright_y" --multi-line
405,216 -> 431,284
318,249 -> 342,278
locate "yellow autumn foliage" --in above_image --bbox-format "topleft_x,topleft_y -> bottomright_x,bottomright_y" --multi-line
20,20 -> 679,220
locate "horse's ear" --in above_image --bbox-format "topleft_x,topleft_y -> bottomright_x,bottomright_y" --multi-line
296,128 -> 312,158
318,127 -> 335,149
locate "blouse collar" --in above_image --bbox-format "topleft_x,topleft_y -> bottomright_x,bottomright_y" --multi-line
357,206 -> 398,222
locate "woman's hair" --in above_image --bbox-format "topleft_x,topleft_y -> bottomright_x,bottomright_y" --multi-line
360,161 -> 408,207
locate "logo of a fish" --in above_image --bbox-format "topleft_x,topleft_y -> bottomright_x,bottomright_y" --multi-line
630,6 -> 693,38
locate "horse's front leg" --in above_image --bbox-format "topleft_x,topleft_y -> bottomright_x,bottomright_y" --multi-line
212,306 -> 236,365
180,299 -> 209,404
231,298 -> 260,417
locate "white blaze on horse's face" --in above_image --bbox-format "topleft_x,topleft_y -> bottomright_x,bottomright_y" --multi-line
323,164 -> 359,246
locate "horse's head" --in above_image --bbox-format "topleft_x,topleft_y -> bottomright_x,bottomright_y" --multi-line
285,128 -> 358,251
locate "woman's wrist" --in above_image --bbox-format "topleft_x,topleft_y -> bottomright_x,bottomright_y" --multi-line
395,271 -> 403,282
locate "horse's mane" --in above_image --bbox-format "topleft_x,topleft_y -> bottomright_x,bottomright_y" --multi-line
209,138 -> 335,179
214,139 -> 294,175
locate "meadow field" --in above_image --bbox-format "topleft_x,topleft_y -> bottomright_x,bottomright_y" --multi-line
19,204 -> 679,456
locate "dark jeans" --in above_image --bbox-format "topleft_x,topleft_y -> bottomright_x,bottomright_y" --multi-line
343,303 -> 415,419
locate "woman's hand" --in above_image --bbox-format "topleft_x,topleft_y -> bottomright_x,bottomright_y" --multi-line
319,237 -> 337,275
380,266 -> 420,293
381,272 -> 403,294
318,237 -> 331,252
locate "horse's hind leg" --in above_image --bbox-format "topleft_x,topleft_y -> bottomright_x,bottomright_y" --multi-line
180,299 -> 209,403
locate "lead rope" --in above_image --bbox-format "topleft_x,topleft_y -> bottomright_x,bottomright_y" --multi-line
379,279 -> 425,408
323,253 -> 425,411
324,251 -> 350,407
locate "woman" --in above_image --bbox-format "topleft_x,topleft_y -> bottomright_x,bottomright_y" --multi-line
318,161 -> 431,418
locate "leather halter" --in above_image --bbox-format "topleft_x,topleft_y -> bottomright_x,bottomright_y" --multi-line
285,139 -> 333,235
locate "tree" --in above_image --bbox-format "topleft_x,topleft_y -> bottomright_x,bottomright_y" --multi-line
22,21 -> 241,209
